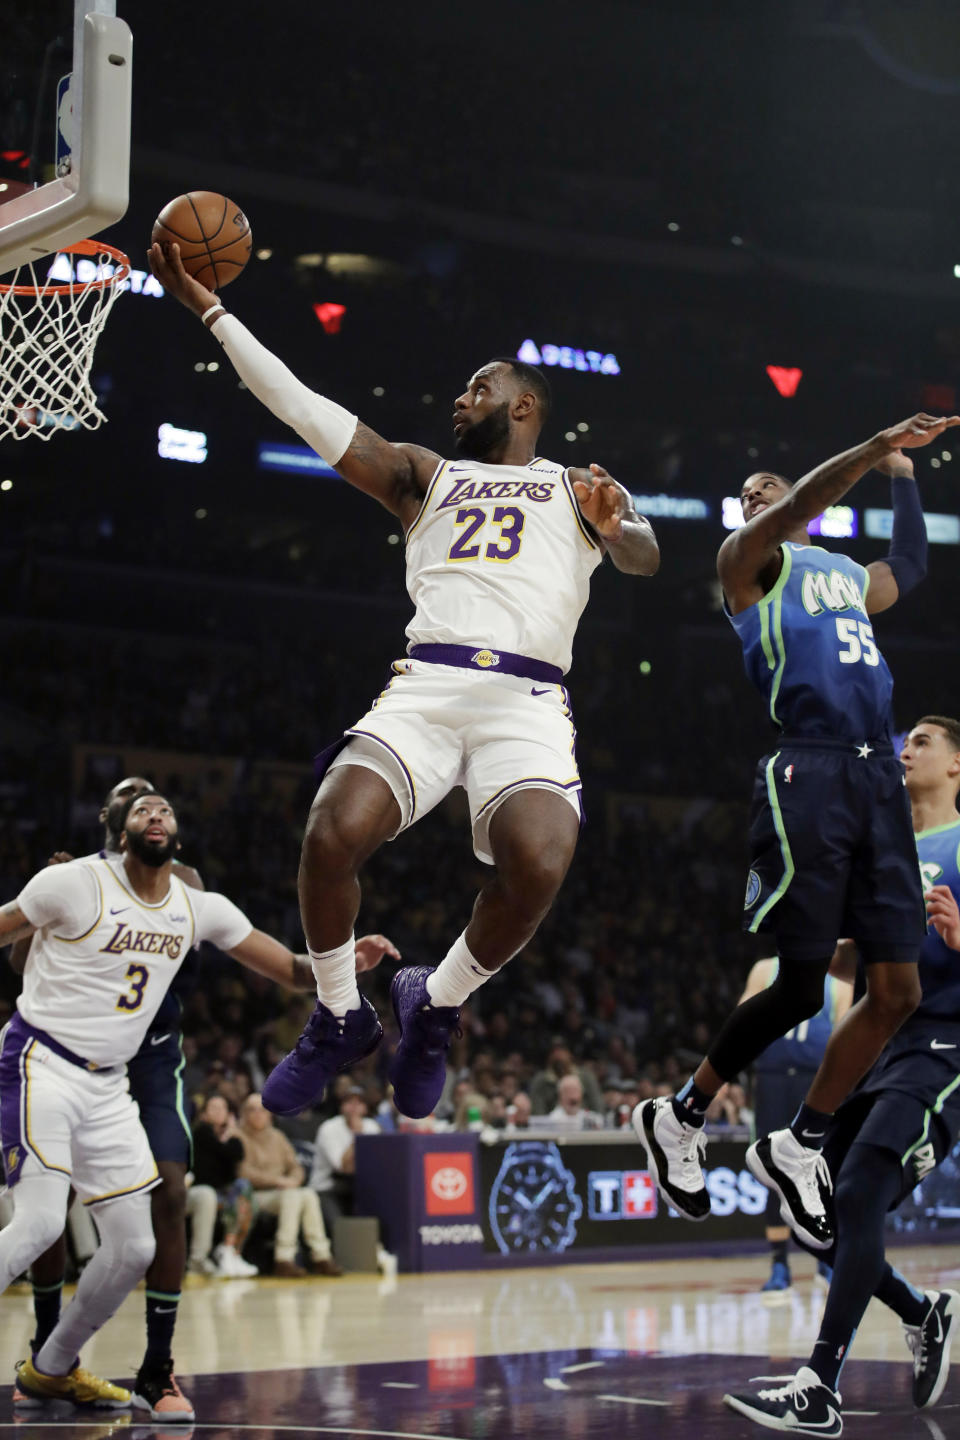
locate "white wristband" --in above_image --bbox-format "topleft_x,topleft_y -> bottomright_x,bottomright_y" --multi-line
201,303 -> 226,326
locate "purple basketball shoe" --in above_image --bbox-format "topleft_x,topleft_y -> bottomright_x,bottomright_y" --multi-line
262,995 -> 383,1115
388,965 -> 461,1119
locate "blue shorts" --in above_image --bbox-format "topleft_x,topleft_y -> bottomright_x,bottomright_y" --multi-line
742,739 -> 925,960
126,1029 -> 192,1167
824,1019 -> 960,1201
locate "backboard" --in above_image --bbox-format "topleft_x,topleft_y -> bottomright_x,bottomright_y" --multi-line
0,1 -> 132,276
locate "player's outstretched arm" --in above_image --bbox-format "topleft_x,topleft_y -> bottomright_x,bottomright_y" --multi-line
718,413 -> 958,606
862,450 -> 927,614
147,242 -> 440,522
571,466 -> 660,574
0,900 -> 37,951
228,930 -> 400,990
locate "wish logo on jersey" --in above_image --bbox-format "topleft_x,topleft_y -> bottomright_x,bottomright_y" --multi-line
437,476 -> 555,509
801,569 -> 867,618
101,922 -> 185,959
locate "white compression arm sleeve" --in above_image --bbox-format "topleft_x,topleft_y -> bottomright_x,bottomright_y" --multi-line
209,313 -> 358,465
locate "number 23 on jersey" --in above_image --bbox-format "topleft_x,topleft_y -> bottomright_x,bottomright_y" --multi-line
447,506 -> 525,564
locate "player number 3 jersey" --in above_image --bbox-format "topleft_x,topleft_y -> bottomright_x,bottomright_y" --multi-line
404,457 -> 606,674
16,857 -> 252,1066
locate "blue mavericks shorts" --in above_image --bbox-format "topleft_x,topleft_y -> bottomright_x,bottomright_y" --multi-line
742,738 -> 925,960
824,1019 -> 960,1202
126,1028 -> 192,1167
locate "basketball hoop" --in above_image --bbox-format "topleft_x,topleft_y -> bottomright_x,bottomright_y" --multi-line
0,238 -> 130,441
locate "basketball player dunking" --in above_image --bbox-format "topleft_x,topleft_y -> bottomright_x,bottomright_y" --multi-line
635,418 -> 958,1251
149,242 -> 659,1122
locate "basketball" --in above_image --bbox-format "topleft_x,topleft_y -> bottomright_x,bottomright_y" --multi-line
151,191 -> 253,291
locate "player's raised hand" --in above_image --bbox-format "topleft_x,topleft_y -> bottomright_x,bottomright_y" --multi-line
873,449 -> 915,481
148,241 -> 219,320
355,933 -> 401,974
571,464 -> 630,541
879,413 -> 960,453
926,884 -> 960,950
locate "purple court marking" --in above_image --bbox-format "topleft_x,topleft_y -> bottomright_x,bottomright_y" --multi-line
0,1350 -> 955,1438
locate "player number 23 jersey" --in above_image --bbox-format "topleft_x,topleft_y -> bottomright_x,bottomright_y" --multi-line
404,458 -> 606,674
16,858 -> 251,1066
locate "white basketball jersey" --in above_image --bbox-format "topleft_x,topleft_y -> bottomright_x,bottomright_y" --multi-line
404,458 -> 604,674
17,857 -> 251,1066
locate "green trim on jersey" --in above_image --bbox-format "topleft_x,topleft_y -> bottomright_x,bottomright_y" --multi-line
748,751 -> 796,932
914,819 -> 960,842
757,544 -> 793,726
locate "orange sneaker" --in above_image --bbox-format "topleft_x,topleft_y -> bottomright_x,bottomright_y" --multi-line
131,1359 -> 195,1423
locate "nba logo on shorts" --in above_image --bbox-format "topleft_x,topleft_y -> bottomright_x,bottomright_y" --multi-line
744,870 -> 762,909
424,1152 -> 476,1216
471,650 -> 500,669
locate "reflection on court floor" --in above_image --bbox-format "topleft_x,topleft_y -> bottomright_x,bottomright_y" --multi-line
0,1249 -> 957,1439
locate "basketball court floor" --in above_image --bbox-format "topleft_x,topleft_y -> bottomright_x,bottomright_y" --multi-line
0,1246 -> 956,1438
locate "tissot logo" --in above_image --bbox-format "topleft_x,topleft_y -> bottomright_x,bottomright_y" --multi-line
588,1170 -> 657,1220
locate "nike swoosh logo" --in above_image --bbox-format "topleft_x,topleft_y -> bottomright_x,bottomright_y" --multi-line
531,687 -> 553,697
801,1129 -> 826,1139
110,907 -> 128,915
150,1033 -> 171,1046
153,1307 -> 178,1314
931,1041 -> 958,1051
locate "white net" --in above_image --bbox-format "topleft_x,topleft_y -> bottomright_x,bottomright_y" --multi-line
0,243 -> 130,441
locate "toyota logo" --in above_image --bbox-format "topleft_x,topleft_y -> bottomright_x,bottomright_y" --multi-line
431,1166 -> 468,1201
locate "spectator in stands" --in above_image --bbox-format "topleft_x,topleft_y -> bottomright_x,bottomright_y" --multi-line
505,1092 -> 533,1131
310,1087 -> 380,1233
191,1095 -> 257,1278
547,1074 -> 604,1131
238,1094 -> 341,1278
529,1042 -> 604,1115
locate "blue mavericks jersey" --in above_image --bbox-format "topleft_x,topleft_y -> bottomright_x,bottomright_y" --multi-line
755,961 -> 843,1071
726,543 -> 894,740
913,818 -> 960,1023
147,949 -> 196,1034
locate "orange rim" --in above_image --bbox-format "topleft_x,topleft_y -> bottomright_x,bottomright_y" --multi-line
0,238 -> 131,297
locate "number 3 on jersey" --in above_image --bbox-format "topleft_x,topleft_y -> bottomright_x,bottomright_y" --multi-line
836,617 -> 879,666
448,506 -> 525,564
116,962 -> 149,1012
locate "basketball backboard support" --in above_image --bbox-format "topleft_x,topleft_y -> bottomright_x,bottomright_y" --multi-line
0,2 -> 131,277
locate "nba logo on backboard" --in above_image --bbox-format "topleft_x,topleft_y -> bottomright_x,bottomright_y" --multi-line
424,1153 -> 475,1216
56,73 -> 74,177
623,1172 -> 657,1218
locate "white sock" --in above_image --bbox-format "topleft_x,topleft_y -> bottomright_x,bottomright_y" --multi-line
310,937 -> 361,1018
426,932 -> 497,1008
